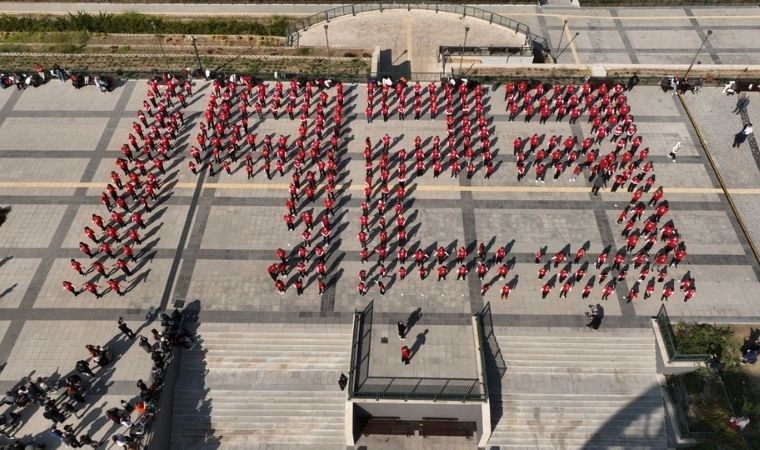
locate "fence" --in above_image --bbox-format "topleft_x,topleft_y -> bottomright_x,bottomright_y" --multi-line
285,2 -> 549,53
347,299 -> 486,402
655,304 -> 710,362
354,376 -> 485,401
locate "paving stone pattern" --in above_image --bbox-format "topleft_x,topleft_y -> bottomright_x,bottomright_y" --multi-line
0,74 -> 759,449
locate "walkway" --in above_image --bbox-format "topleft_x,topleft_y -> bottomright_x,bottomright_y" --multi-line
1,3 -> 759,64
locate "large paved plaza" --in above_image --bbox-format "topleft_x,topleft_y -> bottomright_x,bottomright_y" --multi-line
1,74 -> 759,448
0,4 -> 760,450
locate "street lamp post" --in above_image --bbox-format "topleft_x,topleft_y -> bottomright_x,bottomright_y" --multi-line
684,29 -> 713,80
459,26 -> 470,76
556,32 -> 580,61
150,21 -> 169,73
554,20 -> 567,60
188,34 -> 204,78
324,24 -> 332,75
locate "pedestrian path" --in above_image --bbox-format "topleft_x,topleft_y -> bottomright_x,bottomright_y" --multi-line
488,326 -> 666,449
170,323 -> 352,448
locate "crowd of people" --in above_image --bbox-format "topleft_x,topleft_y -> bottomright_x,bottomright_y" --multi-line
244,76 -> 696,301
180,75 -> 349,294
0,311 -> 194,449
62,73 -> 191,298
0,64 -> 113,92
49,70 -> 694,303
501,80 -> 694,301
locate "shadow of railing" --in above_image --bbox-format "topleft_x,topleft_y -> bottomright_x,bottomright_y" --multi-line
477,302 -> 506,432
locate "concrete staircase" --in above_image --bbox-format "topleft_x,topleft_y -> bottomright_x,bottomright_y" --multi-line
170,323 -> 352,449
487,326 -> 666,450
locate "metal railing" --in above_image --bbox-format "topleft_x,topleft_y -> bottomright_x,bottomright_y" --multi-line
353,376 -> 484,401
285,2 -> 549,53
655,305 -> 710,362
667,379 -> 716,437
474,306 -> 491,401
348,300 -> 374,399
347,299 -> 485,402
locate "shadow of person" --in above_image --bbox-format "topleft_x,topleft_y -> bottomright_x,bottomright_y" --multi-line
409,329 -> 429,360
406,308 -> 422,335
0,283 -> 17,298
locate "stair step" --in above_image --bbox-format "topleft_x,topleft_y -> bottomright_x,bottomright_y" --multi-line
507,365 -> 656,376
495,418 -> 664,429
502,411 -> 664,420
172,427 -> 345,437
175,416 -> 344,425
490,430 -> 664,440
499,395 -> 662,404
504,347 -> 654,355
496,327 -> 653,338
174,388 -> 342,397
504,355 -> 653,364
489,442 -> 665,450
198,333 -> 352,339
201,343 -> 350,349
180,363 -> 345,370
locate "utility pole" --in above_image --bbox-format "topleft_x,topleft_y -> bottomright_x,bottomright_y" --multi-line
554,20 -> 567,60
556,32 -> 580,60
150,21 -> 169,73
324,24 -> 332,74
684,30 -> 713,80
188,34 -> 204,77
459,26 -> 470,76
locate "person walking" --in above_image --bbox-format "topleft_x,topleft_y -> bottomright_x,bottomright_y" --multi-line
401,345 -> 411,365
117,317 -> 136,339
732,123 -> 754,148
397,321 -> 407,340
76,360 -> 95,377
591,174 -> 605,196
669,142 -> 680,162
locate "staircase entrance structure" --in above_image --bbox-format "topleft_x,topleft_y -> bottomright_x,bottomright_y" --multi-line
346,301 -> 493,446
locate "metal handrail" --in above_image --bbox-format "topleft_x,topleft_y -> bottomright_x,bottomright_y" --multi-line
285,2 -> 549,53
655,305 -> 709,362
474,310 -> 490,401
353,376 -> 485,401
347,310 -> 362,399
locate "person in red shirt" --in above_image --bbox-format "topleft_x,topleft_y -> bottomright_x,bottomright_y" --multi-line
601,282 -> 616,300
436,246 -> 449,263
108,279 -> 123,296
541,282 -> 551,298
84,282 -> 101,298
644,279 -> 656,299
500,284 -> 512,300
670,247 -> 687,267
582,281 -> 593,298
63,281 -> 78,296
401,345 -> 411,364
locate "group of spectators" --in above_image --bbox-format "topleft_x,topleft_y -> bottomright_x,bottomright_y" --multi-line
0,310 -> 194,449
